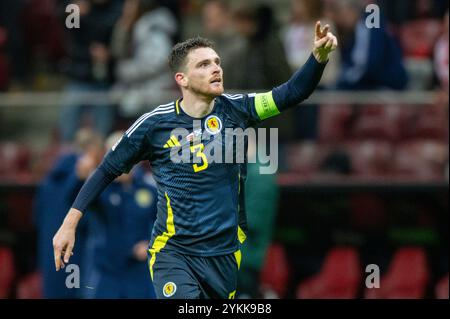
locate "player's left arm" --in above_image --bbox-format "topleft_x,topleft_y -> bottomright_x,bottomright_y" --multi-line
252,21 -> 338,121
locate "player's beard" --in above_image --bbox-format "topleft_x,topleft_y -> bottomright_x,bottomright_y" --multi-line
190,80 -> 224,99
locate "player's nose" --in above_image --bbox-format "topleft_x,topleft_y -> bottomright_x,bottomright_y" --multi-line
212,63 -> 221,74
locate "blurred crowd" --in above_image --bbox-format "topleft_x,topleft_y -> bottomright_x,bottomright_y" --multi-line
0,0 -> 448,94
5,128 -> 159,298
0,0 -> 448,299
0,0 -> 448,183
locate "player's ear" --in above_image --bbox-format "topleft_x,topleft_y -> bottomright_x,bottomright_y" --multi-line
175,72 -> 188,88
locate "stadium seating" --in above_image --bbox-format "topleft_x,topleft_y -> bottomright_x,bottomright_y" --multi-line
435,274 -> 449,299
393,140 -> 448,179
285,142 -> 327,176
365,247 -> 429,299
15,272 -> 43,299
346,140 -> 394,177
260,243 -> 291,298
296,247 -> 361,299
0,142 -> 32,182
410,103 -> 448,140
0,246 -> 16,298
0,26 -> 9,90
400,19 -> 442,58
318,104 -> 353,143
21,0 -> 64,63
351,104 -> 404,142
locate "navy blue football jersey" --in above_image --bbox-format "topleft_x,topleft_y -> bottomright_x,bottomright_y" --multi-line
101,92 -> 280,274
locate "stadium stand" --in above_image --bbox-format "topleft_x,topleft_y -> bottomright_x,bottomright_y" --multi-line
296,246 -> 361,299
365,247 -> 430,299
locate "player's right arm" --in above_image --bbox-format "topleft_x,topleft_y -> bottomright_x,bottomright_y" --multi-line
53,117 -> 153,271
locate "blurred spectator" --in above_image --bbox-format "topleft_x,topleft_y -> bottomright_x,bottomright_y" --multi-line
0,26 -> 10,91
156,0 -> 182,43
0,0 -> 27,86
237,139 -> 279,298
318,149 -> 353,179
21,0 -> 65,89
281,0 -> 339,87
58,0 -> 122,142
226,4 -> 292,90
33,128 -> 104,298
434,11 -> 449,91
378,0 -> 449,25
78,131 -> 157,299
331,0 -> 408,90
201,0 -> 244,82
111,0 -> 178,117
280,0 -> 341,140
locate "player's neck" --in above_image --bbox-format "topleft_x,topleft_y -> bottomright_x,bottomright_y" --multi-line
180,91 -> 215,118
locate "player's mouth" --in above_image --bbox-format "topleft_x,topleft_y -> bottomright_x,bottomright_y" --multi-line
210,78 -> 222,85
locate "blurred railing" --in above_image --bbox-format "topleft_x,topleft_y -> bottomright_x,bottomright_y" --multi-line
0,90 -> 442,107
0,89 -> 447,186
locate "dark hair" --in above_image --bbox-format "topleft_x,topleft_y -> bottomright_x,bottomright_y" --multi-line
168,37 -> 214,72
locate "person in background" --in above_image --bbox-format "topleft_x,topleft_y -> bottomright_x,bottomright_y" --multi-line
34,128 -> 104,298
65,131 -> 158,299
237,138 -> 279,299
331,0 -> 408,90
111,0 -> 178,117
0,0 -> 27,87
58,0 -> 122,142
0,26 -> 10,91
281,0 -> 341,140
201,0 -> 244,84
226,4 -> 292,90
282,0 -> 339,88
434,10 -> 449,92
224,4 -> 295,141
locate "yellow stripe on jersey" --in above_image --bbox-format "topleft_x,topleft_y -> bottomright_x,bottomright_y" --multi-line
238,225 -> 247,244
175,99 -> 180,115
254,91 -> 280,120
234,249 -> 242,270
236,172 -> 247,244
148,192 -> 176,280
170,135 -> 181,146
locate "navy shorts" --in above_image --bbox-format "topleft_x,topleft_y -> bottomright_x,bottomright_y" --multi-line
149,249 -> 241,299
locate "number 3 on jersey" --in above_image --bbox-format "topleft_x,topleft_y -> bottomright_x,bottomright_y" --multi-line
190,143 -> 208,172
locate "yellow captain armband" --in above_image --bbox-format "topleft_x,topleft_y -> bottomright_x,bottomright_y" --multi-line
254,91 -> 280,120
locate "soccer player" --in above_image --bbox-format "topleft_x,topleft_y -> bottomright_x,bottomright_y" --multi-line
53,21 -> 338,299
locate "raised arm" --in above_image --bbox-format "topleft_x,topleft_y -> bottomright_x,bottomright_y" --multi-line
272,21 -> 338,111
247,21 -> 338,123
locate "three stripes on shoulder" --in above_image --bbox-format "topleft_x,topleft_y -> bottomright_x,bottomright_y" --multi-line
125,102 -> 175,137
